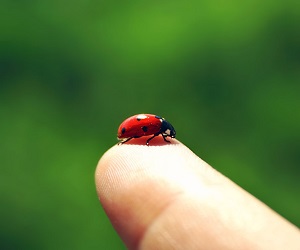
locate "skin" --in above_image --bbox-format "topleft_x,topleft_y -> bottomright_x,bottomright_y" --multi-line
95,136 -> 300,250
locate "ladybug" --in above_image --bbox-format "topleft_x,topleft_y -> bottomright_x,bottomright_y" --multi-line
117,114 -> 176,145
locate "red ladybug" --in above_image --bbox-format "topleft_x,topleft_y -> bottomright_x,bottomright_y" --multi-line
117,114 -> 176,145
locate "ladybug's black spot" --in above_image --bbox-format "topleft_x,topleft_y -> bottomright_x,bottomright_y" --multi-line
155,115 -> 162,119
137,117 -> 141,121
121,127 -> 126,134
142,126 -> 148,132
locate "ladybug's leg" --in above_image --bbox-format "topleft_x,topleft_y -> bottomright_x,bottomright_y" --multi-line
146,135 -> 156,146
162,134 -> 171,143
118,137 -> 133,145
119,136 -> 142,145
146,133 -> 160,146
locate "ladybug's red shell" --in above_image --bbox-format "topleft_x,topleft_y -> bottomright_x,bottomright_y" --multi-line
118,114 -> 162,138
117,114 -> 176,145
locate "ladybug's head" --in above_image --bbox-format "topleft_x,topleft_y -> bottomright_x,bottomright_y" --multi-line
161,119 -> 176,138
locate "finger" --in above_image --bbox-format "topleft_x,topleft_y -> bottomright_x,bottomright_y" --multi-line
95,137 -> 300,250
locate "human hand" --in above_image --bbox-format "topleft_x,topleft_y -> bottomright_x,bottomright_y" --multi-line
95,137 -> 300,249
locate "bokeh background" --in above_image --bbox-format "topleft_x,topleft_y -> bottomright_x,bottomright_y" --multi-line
1,0 -> 299,249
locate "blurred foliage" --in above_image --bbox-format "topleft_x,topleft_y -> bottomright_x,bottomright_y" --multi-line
1,0 -> 300,249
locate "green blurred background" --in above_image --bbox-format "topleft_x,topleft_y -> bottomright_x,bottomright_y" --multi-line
1,0 -> 299,249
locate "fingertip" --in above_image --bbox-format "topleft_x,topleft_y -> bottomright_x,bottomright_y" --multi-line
95,140 -> 207,248
95,139 -> 209,205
